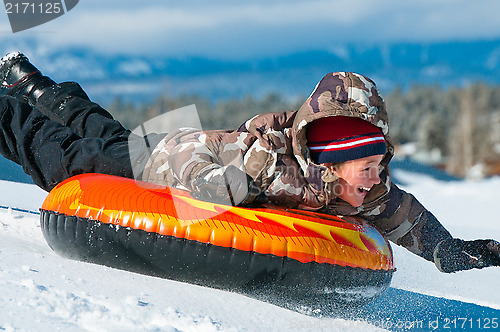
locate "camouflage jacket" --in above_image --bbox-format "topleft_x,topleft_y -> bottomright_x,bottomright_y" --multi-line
142,72 -> 452,262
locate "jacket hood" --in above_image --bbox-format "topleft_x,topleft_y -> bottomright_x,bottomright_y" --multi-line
292,72 -> 394,174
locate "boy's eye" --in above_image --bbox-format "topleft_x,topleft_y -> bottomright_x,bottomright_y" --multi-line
361,164 -> 383,173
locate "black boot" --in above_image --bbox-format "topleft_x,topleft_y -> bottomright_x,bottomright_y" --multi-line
0,52 -> 56,107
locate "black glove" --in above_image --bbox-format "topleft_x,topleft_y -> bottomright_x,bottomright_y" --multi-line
434,239 -> 500,273
191,165 -> 259,206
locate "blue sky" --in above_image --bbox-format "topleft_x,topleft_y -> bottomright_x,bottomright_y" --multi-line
2,0 -> 500,59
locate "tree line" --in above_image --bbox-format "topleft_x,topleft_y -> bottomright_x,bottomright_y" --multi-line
106,83 -> 500,178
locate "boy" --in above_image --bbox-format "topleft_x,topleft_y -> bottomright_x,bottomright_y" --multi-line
1,52 -> 499,273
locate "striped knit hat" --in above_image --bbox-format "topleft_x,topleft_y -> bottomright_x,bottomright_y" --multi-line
306,116 -> 386,164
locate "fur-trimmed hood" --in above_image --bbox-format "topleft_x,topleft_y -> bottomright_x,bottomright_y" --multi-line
291,72 -> 394,174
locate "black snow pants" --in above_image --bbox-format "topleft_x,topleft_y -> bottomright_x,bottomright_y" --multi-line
0,82 -> 164,191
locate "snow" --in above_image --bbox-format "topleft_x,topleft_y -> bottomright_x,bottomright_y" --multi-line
1,169 -> 499,331
0,52 -> 22,67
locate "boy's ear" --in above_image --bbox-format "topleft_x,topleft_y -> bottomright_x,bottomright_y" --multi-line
321,163 -> 338,174
320,163 -> 339,183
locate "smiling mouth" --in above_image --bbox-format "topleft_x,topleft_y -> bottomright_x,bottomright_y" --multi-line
358,186 -> 371,194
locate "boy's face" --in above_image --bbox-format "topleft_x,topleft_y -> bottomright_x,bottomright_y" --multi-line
329,154 -> 384,207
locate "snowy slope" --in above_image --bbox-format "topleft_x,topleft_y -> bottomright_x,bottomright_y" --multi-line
0,170 -> 499,331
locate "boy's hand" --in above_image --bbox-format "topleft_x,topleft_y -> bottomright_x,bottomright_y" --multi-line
434,239 -> 500,273
192,165 -> 258,206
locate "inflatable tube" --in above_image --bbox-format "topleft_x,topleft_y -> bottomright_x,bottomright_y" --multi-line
40,174 -> 395,314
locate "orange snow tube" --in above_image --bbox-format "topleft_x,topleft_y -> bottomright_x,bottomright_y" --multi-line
40,174 -> 395,314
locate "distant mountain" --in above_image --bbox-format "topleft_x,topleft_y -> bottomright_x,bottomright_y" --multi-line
4,38 -> 500,103
0,157 -> 33,184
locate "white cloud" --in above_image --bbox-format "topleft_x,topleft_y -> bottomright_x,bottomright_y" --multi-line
3,0 -> 500,58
